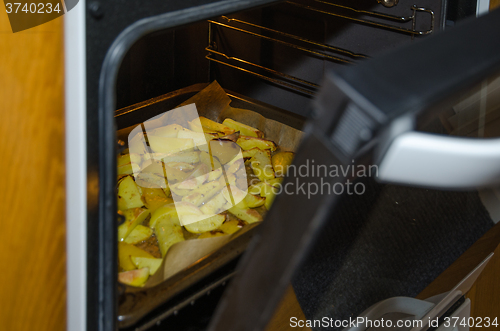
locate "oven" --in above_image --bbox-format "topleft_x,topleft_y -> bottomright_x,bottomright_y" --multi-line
64,1 -> 500,330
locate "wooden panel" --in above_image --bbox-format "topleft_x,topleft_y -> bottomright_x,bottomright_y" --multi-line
418,223 -> 500,328
467,242 -> 500,329
0,11 -> 65,331
491,0 -> 500,10
266,286 -> 312,331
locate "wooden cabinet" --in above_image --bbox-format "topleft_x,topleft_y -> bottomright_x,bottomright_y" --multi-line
0,13 -> 66,331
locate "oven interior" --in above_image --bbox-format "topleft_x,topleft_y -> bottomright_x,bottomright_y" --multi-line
105,0 -> 498,330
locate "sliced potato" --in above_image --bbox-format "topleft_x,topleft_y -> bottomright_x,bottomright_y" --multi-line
155,217 -> 185,257
242,148 -> 268,160
200,191 -> 230,215
118,268 -> 150,287
177,129 -> 217,153
118,208 -> 150,242
244,193 -> 266,208
199,116 -> 235,135
149,202 -> 203,228
250,150 -> 275,182
150,124 -> 184,138
118,176 -> 144,211
236,136 -> 277,152
184,214 -> 226,233
148,136 -> 194,154
118,162 -> 140,176
161,151 -> 200,164
219,219 -> 247,235
165,162 -> 195,172
221,185 -> 247,208
208,168 -> 223,182
188,120 -> 204,133
141,187 -> 167,209
272,152 -> 295,177
209,139 -> 242,165
164,165 -> 191,183
124,225 -> 153,244
134,172 -> 169,189
261,182 -> 279,210
228,205 -> 263,224
170,183 -> 194,197
225,158 -> 243,175
131,257 -> 163,275
187,163 -> 211,185
248,181 -> 265,195
118,242 -> 154,271
149,204 -> 175,228
182,180 -> 225,206
118,153 -> 141,167
222,118 -> 264,138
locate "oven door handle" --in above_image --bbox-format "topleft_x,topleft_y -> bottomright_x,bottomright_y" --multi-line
377,132 -> 500,189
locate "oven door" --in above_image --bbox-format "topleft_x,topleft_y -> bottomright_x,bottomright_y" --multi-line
208,8 -> 500,331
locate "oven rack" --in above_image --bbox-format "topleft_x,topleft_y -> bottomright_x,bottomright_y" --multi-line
295,1 -> 435,36
206,1 -> 435,95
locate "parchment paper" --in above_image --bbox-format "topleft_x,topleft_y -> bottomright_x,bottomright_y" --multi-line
135,81 -> 303,287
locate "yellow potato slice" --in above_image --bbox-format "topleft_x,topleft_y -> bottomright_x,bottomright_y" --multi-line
141,187 -> 166,205
219,220 -> 247,235
261,182 -> 279,210
124,225 -> 153,244
165,162 -> 195,172
118,242 -> 154,271
118,268 -> 150,287
272,152 -> 295,177
161,151 -> 200,164
242,148 -> 269,160
150,124 -> 184,138
228,205 -> 263,224
236,136 -> 277,152
118,153 -> 142,167
199,116 -> 235,135
200,191 -> 231,215
155,217 -> 185,257
118,176 -> 144,211
222,118 -> 264,138
131,257 -> 163,275
182,180 -> 225,206
250,150 -> 275,182
118,208 -> 150,241
244,193 -> 266,208
118,162 -> 140,176
209,139 -> 242,165
184,214 -> 226,234
148,136 -> 194,154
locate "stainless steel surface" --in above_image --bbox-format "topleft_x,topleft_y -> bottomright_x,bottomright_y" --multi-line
377,0 -> 399,8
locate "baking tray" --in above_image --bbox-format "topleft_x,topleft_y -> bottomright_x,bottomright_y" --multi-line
115,83 -> 306,328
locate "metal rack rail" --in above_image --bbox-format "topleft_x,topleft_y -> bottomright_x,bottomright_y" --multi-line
206,0 -> 435,95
